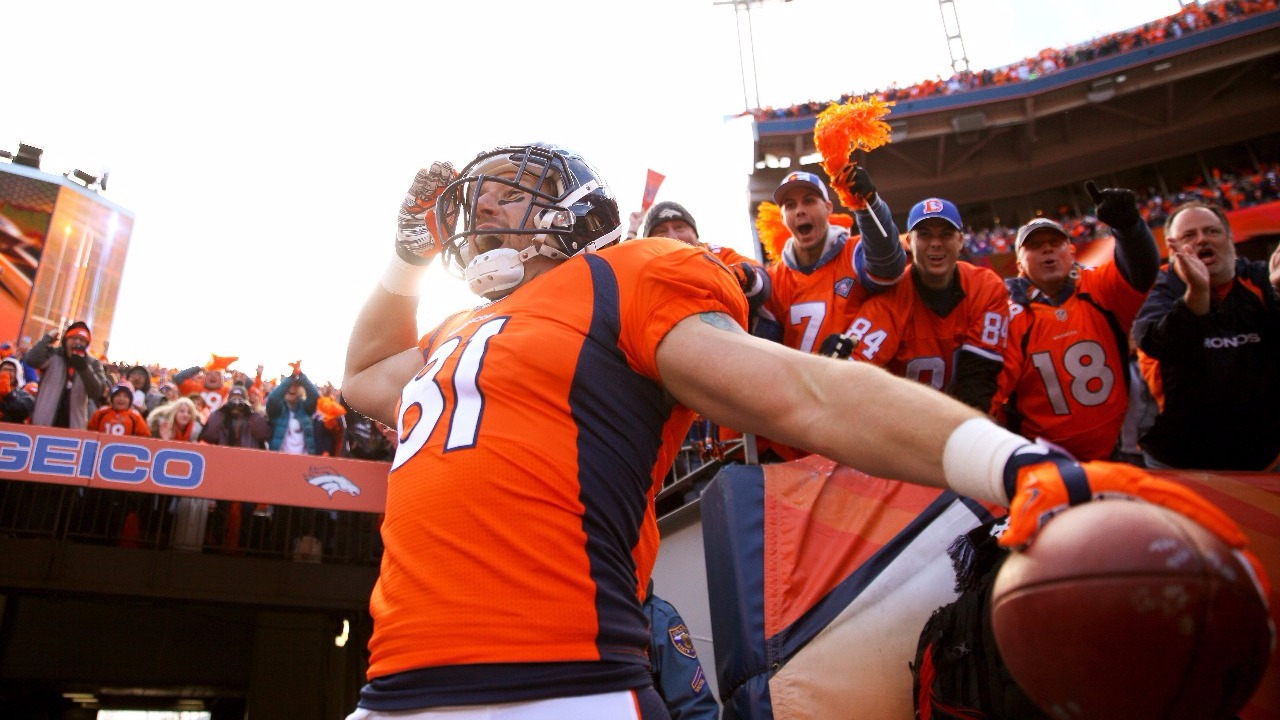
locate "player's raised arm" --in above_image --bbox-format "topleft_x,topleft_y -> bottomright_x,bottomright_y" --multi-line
655,308 -> 1255,557
655,310 -> 982,495
344,162 -> 457,426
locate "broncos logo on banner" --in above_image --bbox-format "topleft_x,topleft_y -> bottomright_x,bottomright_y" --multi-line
305,467 -> 362,498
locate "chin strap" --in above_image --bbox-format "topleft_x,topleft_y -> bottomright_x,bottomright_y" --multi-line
465,245 -> 543,298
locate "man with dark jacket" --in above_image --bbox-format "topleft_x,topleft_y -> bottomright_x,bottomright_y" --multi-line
1133,200 -> 1280,470
201,383 -> 272,551
26,321 -> 109,429
643,581 -> 719,720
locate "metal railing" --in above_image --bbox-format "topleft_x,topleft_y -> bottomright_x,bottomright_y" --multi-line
0,479 -> 384,564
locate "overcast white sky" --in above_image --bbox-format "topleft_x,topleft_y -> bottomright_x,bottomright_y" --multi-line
7,0 -> 1182,386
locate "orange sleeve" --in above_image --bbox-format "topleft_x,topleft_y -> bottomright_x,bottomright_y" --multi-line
993,303 -> 1030,419
618,240 -> 750,382
961,268 -> 1010,358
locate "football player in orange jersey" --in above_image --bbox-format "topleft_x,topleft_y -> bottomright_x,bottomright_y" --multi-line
754,168 -> 906,354
841,197 -> 1009,411
341,143 -> 1259,720
993,182 -> 1159,461
635,200 -> 771,464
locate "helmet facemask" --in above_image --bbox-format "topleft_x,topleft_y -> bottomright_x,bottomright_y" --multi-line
437,143 -> 621,298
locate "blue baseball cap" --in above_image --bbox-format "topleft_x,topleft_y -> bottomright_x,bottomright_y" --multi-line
773,171 -> 830,204
907,198 -> 962,231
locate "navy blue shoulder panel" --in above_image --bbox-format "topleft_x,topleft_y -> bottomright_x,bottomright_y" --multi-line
574,253 -> 675,663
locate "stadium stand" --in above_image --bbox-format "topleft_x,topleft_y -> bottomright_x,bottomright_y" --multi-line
0,3 -> 1277,718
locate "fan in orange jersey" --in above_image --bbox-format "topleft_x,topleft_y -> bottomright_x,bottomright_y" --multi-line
993,183 -> 1159,461
340,143 -> 1257,720
88,383 -> 151,437
843,198 -> 1009,412
173,354 -> 237,414
754,168 -> 906,354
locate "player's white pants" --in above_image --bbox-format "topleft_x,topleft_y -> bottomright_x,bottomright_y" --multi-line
346,690 -> 647,720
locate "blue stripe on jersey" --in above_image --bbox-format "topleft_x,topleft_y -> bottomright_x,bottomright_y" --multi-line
575,253 -> 672,664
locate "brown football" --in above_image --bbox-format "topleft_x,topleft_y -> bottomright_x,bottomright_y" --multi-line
991,500 -> 1272,720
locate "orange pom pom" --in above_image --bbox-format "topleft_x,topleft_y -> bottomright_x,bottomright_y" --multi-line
756,204 -> 858,264
755,202 -> 789,263
813,97 -> 895,210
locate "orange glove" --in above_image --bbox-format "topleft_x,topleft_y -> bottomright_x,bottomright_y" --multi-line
831,159 -> 878,208
289,360 -> 302,378
0,372 -> 11,396
1000,458 -> 1247,550
1001,457 -> 1270,601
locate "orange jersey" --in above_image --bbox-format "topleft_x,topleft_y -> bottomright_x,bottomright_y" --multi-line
367,239 -> 748,692
847,263 -> 1008,394
705,242 -> 758,271
762,236 -> 888,353
176,377 -> 230,414
87,407 -> 151,437
994,261 -> 1147,460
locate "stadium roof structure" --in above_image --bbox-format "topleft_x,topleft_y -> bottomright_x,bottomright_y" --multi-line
748,10 -> 1280,226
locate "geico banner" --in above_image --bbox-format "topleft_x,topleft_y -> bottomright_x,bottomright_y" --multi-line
0,426 -> 388,513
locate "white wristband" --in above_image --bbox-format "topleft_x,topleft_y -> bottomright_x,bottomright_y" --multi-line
941,418 -> 1030,506
380,255 -> 429,296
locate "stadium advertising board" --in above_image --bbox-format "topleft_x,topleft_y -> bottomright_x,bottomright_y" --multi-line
0,424 -> 389,512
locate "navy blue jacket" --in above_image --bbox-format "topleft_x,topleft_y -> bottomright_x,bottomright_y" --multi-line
1133,257 -> 1280,469
266,373 -> 321,454
645,588 -> 719,720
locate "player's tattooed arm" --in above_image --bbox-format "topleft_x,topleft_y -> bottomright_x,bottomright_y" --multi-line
698,311 -> 747,333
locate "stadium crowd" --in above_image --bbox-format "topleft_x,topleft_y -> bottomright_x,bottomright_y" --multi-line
2,148 -> 1277,554
1,2 -> 1276,718
0,341 -> 395,559
749,0 -> 1277,122
651,152 -> 1280,476
964,161 -> 1280,257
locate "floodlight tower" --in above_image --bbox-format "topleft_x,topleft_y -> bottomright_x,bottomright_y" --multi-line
714,0 -> 796,111
938,0 -> 971,74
